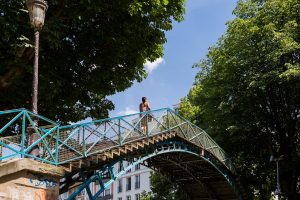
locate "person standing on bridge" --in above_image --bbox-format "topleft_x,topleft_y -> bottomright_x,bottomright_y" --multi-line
139,97 -> 152,133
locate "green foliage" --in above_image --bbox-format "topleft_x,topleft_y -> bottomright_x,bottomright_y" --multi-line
180,0 -> 300,199
178,85 -> 201,124
140,191 -> 152,200
142,172 -> 186,200
0,0 -> 186,123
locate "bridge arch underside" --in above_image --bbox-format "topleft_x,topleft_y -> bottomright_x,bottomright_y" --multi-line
63,138 -> 239,200
147,151 -> 237,200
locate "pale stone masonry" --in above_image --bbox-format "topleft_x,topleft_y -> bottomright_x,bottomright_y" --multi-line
0,158 -> 65,200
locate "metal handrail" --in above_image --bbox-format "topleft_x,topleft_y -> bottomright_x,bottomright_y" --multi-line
0,108 -> 232,170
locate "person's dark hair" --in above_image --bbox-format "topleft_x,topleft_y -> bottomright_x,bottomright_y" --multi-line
142,97 -> 146,103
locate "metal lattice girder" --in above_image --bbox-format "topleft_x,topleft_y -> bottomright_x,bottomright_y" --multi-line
0,108 -> 232,169
0,109 -> 59,164
0,108 -> 243,199
65,140 -> 242,200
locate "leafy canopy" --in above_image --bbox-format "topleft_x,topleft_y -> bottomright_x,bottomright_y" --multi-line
141,172 -> 186,200
179,0 -> 300,199
0,0 -> 186,123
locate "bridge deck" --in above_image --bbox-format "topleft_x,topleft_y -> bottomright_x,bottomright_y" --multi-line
0,108 -> 245,200
60,131 -> 177,171
60,131 -> 238,199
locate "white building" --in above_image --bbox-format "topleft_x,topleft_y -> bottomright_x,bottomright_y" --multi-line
112,161 -> 152,200
60,162 -> 152,200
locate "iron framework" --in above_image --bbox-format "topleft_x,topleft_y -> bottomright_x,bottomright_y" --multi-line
0,108 -> 243,199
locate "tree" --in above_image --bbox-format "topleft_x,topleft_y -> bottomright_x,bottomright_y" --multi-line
0,0 -> 186,123
141,172 -> 186,200
140,191 -> 152,200
179,0 -> 300,199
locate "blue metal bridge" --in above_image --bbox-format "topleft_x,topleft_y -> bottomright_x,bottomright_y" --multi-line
0,108 -> 244,200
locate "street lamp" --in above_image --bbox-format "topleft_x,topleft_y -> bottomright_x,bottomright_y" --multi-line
26,0 -> 48,156
270,155 -> 284,200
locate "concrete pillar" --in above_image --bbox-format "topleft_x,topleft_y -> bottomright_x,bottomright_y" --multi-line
0,158 -> 65,200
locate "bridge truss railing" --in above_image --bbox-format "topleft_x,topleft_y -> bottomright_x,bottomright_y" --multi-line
0,108 -> 232,170
0,109 -> 59,164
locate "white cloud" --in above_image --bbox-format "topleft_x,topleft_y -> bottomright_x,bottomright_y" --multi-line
117,107 -> 139,116
144,57 -> 165,73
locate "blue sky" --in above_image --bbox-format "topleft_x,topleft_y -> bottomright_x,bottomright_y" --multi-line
109,0 -> 238,117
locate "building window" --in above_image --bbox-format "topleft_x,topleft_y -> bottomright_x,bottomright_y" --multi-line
105,188 -> 110,195
118,198 -> 122,200
126,177 -> 131,191
119,161 -> 123,172
135,164 -> 140,171
127,162 -> 131,172
135,175 -> 140,189
135,194 -> 140,200
118,179 -> 122,193
126,195 -> 131,200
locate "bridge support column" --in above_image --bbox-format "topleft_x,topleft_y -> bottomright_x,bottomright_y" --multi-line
0,159 -> 65,200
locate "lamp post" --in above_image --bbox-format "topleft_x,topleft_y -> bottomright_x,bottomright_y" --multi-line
26,0 -> 48,156
270,155 -> 284,200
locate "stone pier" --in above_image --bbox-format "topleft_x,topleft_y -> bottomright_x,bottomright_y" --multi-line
0,159 -> 65,200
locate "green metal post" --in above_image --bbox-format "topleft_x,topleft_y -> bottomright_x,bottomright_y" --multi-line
118,119 -> 121,145
167,110 -> 170,130
83,127 -> 86,157
146,113 -> 149,136
55,127 -> 60,165
21,111 -> 26,158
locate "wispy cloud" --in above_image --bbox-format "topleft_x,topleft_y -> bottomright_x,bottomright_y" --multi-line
117,106 -> 139,116
144,57 -> 165,73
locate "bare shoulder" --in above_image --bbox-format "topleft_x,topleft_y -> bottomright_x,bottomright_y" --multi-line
145,102 -> 150,108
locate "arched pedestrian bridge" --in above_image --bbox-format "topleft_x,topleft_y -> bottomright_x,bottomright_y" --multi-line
0,108 -> 245,200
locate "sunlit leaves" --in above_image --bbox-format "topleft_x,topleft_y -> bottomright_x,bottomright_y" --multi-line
180,0 -> 300,198
0,0 -> 186,123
